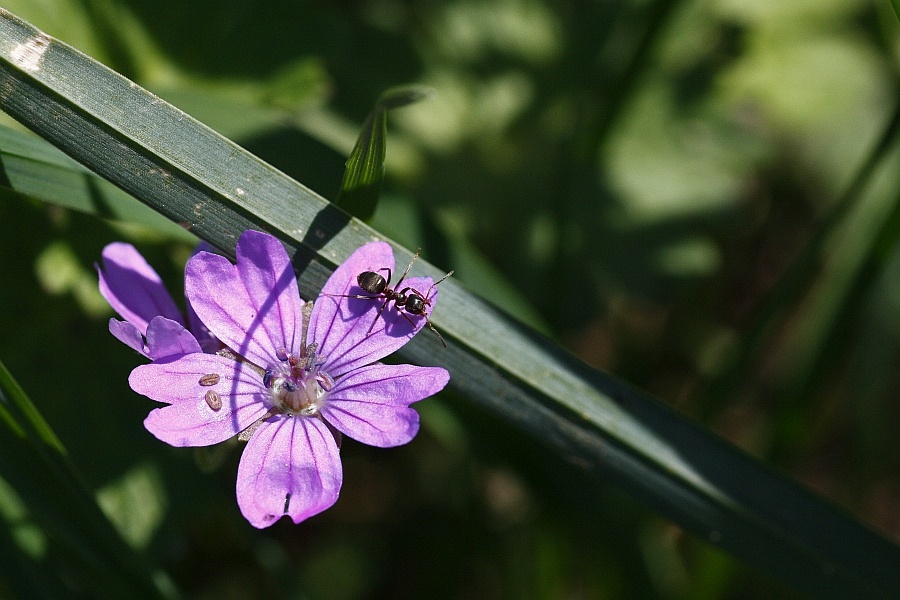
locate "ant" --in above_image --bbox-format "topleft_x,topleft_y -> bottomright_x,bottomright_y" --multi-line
324,249 -> 453,347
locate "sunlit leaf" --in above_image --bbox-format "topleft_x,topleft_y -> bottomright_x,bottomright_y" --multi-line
335,85 -> 434,220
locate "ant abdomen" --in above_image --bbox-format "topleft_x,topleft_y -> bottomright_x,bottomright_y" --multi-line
356,270 -> 388,295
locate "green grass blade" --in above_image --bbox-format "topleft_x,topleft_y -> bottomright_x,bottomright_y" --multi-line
335,85 -> 433,220
0,123 -> 193,240
0,9 -> 898,597
0,359 -> 177,599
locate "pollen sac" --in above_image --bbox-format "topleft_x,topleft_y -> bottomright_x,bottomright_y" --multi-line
317,371 -> 335,392
276,348 -> 290,362
263,369 -> 274,389
205,390 -> 223,411
198,373 -> 220,386
303,343 -> 319,372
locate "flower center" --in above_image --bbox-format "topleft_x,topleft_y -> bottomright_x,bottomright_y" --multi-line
264,344 -> 334,415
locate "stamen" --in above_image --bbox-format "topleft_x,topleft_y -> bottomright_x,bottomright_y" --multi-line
216,348 -> 240,361
238,407 -> 280,441
301,302 -> 313,350
302,343 -> 319,372
276,348 -> 290,362
263,369 -> 274,389
317,372 -> 335,392
216,347 -> 266,376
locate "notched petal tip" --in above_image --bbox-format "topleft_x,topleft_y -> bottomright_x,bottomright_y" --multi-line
186,231 -> 305,368
318,241 -> 396,299
146,315 -> 203,359
109,318 -> 149,357
237,417 -> 342,528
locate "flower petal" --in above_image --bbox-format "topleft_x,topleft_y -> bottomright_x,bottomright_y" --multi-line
185,231 -> 303,368
321,363 -> 449,447
97,242 -> 183,333
109,318 -> 149,357
310,242 -> 437,375
145,316 -> 203,359
184,242 -> 221,353
235,230 -> 305,357
185,299 -> 219,353
236,416 -> 342,528
129,354 -> 270,447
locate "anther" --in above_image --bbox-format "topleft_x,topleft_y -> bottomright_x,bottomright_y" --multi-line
317,372 -> 335,392
199,373 -> 220,386
205,390 -> 222,411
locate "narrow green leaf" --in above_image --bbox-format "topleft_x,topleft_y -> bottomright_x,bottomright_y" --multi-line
0,123 -> 194,240
335,85 -> 433,220
0,359 -> 177,599
0,10 -> 898,597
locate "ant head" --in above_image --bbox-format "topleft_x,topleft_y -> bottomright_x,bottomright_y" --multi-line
405,292 -> 430,316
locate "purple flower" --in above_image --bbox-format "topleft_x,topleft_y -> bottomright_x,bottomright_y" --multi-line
97,243 -> 217,359
127,231 -> 450,528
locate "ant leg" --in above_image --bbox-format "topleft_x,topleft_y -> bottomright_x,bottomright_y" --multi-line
391,288 -> 443,343
394,249 -> 421,289
426,319 -> 447,348
320,293 -> 378,300
367,299 -> 419,335
425,270 -> 454,300
385,309 -> 424,335
403,278 -> 450,348
366,299 -> 392,336
398,287 -> 428,303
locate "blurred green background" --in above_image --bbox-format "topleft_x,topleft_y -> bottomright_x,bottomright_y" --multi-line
1,0 -> 898,598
